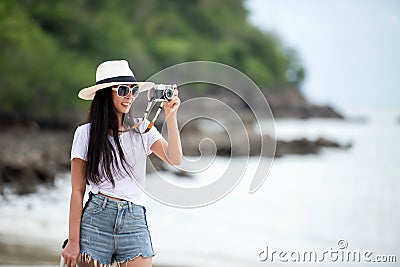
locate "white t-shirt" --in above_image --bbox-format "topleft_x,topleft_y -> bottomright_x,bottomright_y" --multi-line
70,119 -> 162,206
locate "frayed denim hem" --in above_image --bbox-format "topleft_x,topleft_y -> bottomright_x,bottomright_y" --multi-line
115,252 -> 156,266
79,251 -> 155,267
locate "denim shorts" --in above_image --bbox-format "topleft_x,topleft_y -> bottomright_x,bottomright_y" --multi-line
78,192 -> 155,266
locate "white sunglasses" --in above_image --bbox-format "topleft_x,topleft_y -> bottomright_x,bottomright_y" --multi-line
112,84 -> 139,97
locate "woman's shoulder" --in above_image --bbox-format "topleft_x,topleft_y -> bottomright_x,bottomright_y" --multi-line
74,123 -> 91,136
77,122 -> 91,130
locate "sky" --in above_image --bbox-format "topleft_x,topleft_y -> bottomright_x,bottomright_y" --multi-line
245,0 -> 400,111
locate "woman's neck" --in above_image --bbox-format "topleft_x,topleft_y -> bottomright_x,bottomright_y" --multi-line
117,113 -> 123,130
107,113 -> 124,136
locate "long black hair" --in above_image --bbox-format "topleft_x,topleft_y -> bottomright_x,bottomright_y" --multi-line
85,88 -> 130,187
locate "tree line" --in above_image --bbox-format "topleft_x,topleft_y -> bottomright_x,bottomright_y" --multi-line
0,0 -> 304,125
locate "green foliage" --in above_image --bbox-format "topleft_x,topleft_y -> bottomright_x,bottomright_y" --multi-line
0,0 -> 305,125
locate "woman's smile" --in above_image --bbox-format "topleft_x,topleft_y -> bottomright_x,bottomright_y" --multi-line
121,101 -> 132,107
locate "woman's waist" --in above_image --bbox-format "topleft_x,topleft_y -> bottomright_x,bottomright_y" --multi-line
98,192 -> 124,201
87,191 -> 145,209
89,180 -> 145,202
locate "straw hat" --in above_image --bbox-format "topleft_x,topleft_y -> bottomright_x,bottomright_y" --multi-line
78,60 -> 155,100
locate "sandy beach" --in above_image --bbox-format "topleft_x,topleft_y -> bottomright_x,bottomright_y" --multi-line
0,238 -> 183,267
0,238 -> 58,266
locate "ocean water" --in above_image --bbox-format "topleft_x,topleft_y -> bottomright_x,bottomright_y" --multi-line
0,108 -> 399,267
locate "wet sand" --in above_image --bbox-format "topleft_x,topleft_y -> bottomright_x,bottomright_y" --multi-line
0,240 -> 58,266
0,239 -> 187,267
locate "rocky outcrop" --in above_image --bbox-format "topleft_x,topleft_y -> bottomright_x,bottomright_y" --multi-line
275,137 -> 351,157
265,86 -> 344,119
270,104 -> 343,119
180,123 -> 351,158
0,128 -> 71,195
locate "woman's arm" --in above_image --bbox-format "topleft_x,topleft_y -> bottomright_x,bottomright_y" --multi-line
61,158 -> 87,267
151,86 -> 182,166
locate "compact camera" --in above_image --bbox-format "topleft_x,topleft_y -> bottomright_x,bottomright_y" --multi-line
149,84 -> 174,102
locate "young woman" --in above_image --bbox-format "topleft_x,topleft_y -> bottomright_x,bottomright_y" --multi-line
61,60 -> 182,267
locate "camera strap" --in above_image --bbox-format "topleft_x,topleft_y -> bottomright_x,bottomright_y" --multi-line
143,101 -> 164,133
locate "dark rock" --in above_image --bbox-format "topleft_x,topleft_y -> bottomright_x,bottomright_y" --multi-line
315,137 -> 341,148
0,128 -> 72,195
0,164 -> 55,195
275,137 -> 351,157
275,138 -> 319,156
315,137 -> 352,150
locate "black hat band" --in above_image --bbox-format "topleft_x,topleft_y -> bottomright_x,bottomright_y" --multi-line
96,76 -> 137,85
